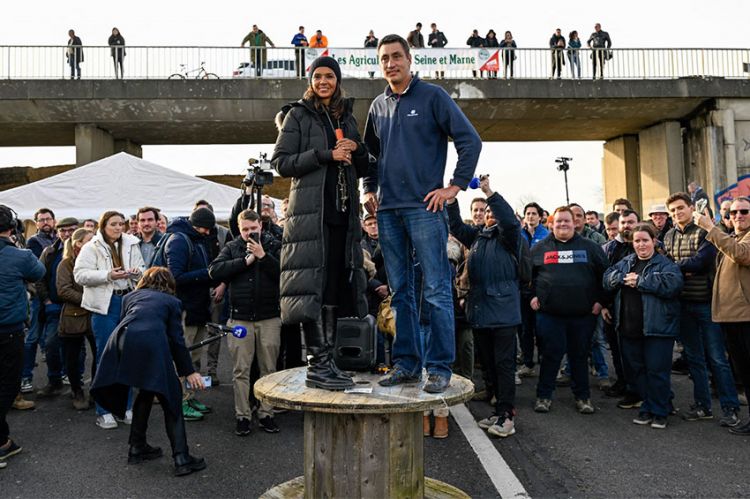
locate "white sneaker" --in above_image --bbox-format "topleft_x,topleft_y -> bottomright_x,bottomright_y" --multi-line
478,415 -> 499,430
115,410 -> 133,425
515,372 -> 522,385
488,417 -> 516,438
517,365 -> 536,378
96,413 -> 118,429
61,375 -> 70,385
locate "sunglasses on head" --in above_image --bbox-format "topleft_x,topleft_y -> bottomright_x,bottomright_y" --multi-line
730,209 -> 750,217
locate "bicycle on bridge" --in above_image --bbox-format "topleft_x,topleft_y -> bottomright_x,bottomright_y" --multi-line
167,61 -> 219,79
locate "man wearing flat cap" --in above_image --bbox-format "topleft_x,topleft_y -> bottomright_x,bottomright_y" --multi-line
35,217 -> 79,398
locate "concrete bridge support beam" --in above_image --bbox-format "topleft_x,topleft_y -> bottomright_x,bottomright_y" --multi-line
602,135 -> 641,213
638,122 -> 684,213
75,124 -> 114,166
114,139 -> 143,158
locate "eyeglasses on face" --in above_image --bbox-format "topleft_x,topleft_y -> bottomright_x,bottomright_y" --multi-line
730,209 -> 750,217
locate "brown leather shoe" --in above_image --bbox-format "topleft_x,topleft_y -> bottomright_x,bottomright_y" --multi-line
12,395 -> 35,411
423,415 -> 431,437
433,416 -> 449,439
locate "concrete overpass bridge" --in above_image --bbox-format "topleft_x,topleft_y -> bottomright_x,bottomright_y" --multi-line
1,45 -> 750,213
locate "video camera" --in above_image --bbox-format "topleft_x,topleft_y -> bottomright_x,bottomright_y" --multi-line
555,157 -> 572,172
242,153 -> 274,188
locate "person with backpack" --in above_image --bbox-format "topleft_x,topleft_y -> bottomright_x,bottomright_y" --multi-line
158,208 -> 215,422
446,176 -> 522,438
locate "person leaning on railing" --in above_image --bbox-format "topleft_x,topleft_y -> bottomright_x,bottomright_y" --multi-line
241,25 -> 275,77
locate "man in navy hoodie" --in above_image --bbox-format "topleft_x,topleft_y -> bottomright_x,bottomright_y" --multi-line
0,205 -> 45,462
364,34 -> 482,393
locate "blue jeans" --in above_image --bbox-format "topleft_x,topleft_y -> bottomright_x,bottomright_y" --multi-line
42,309 -> 63,382
679,301 -> 739,412
22,298 -> 44,380
562,316 -> 608,379
536,313 -> 596,400
620,336 -> 674,417
92,295 -> 132,415
378,208 -> 455,378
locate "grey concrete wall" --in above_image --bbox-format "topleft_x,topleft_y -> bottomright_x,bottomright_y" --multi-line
602,135 -> 641,212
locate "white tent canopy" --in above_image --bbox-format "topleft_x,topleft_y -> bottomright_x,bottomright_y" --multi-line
0,152 -> 258,222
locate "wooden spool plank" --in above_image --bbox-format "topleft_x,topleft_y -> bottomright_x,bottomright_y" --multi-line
255,367 -> 474,414
360,413 -> 389,498
388,412 -> 423,497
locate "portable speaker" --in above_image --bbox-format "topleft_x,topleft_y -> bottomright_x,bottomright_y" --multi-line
333,315 -> 377,372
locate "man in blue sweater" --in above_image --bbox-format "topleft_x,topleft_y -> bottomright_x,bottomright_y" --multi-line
0,205 -> 45,462
364,34 -> 482,393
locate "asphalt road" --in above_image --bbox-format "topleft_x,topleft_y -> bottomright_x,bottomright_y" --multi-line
3,345 -> 749,498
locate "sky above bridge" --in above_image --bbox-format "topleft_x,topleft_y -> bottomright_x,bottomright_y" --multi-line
1,0 -> 747,214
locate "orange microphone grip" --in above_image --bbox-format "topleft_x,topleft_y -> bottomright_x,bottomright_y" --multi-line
335,129 -> 344,141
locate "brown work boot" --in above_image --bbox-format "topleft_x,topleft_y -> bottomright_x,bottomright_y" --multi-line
72,391 -> 90,411
12,395 -> 35,411
433,416 -> 449,439
423,415 -> 431,437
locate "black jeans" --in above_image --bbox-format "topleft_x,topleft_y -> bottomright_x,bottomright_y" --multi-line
592,50 -> 606,78
0,331 -> 24,445
604,320 -> 626,385
722,322 -> 750,416
519,297 -> 537,368
61,335 -> 96,394
474,326 -> 517,416
130,389 -> 188,458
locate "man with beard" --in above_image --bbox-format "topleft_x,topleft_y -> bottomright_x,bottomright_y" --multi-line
20,209 -> 57,394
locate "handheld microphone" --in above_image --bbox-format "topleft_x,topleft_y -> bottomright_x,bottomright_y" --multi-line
469,174 -> 489,189
189,323 -> 247,351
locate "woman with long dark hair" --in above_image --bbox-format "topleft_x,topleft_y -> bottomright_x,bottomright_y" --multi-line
484,30 -> 500,79
108,28 -> 126,79
91,267 -> 206,476
499,31 -> 517,79
74,211 -> 144,429
56,228 -> 97,410
271,56 -> 369,390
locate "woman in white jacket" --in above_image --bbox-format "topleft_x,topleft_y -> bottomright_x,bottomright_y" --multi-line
74,211 -> 145,429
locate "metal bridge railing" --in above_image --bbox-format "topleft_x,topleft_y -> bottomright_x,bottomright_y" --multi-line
1,46 -> 749,80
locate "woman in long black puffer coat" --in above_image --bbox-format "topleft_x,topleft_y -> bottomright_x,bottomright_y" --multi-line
271,56 -> 369,391
91,267 -> 207,477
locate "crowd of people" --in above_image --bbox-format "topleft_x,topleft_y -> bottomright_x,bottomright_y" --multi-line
2,34 -> 748,478
63,21 -> 613,80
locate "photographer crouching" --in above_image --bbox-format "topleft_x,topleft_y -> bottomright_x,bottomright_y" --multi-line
208,209 -> 282,436
446,176 -> 522,438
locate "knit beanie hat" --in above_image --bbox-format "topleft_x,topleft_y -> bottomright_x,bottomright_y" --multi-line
189,207 -> 215,229
308,56 -> 341,84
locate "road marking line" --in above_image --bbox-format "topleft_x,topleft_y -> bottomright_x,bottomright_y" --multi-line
452,404 -> 530,498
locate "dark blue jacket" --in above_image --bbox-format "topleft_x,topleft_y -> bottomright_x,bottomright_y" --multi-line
363,76 -> 481,210
0,237 -> 46,333
603,253 -> 683,338
164,217 -> 212,326
448,193 -> 522,328
91,289 -> 194,418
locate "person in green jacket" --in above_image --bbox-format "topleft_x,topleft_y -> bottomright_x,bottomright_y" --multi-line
241,25 -> 275,76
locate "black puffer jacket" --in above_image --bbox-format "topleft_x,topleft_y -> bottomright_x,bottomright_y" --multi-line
271,98 -> 369,324
208,232 -> 281,322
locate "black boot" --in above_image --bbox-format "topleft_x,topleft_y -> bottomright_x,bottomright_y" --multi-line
302,318 -> 354,391
174,453 -> 206,476
323,306 -> 353,380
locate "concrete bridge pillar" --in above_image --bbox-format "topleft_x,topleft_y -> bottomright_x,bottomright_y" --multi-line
638,121 -> 684,214
75,125 -> 114,166
114,139 -> 143,158
602,135 -> 641,213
